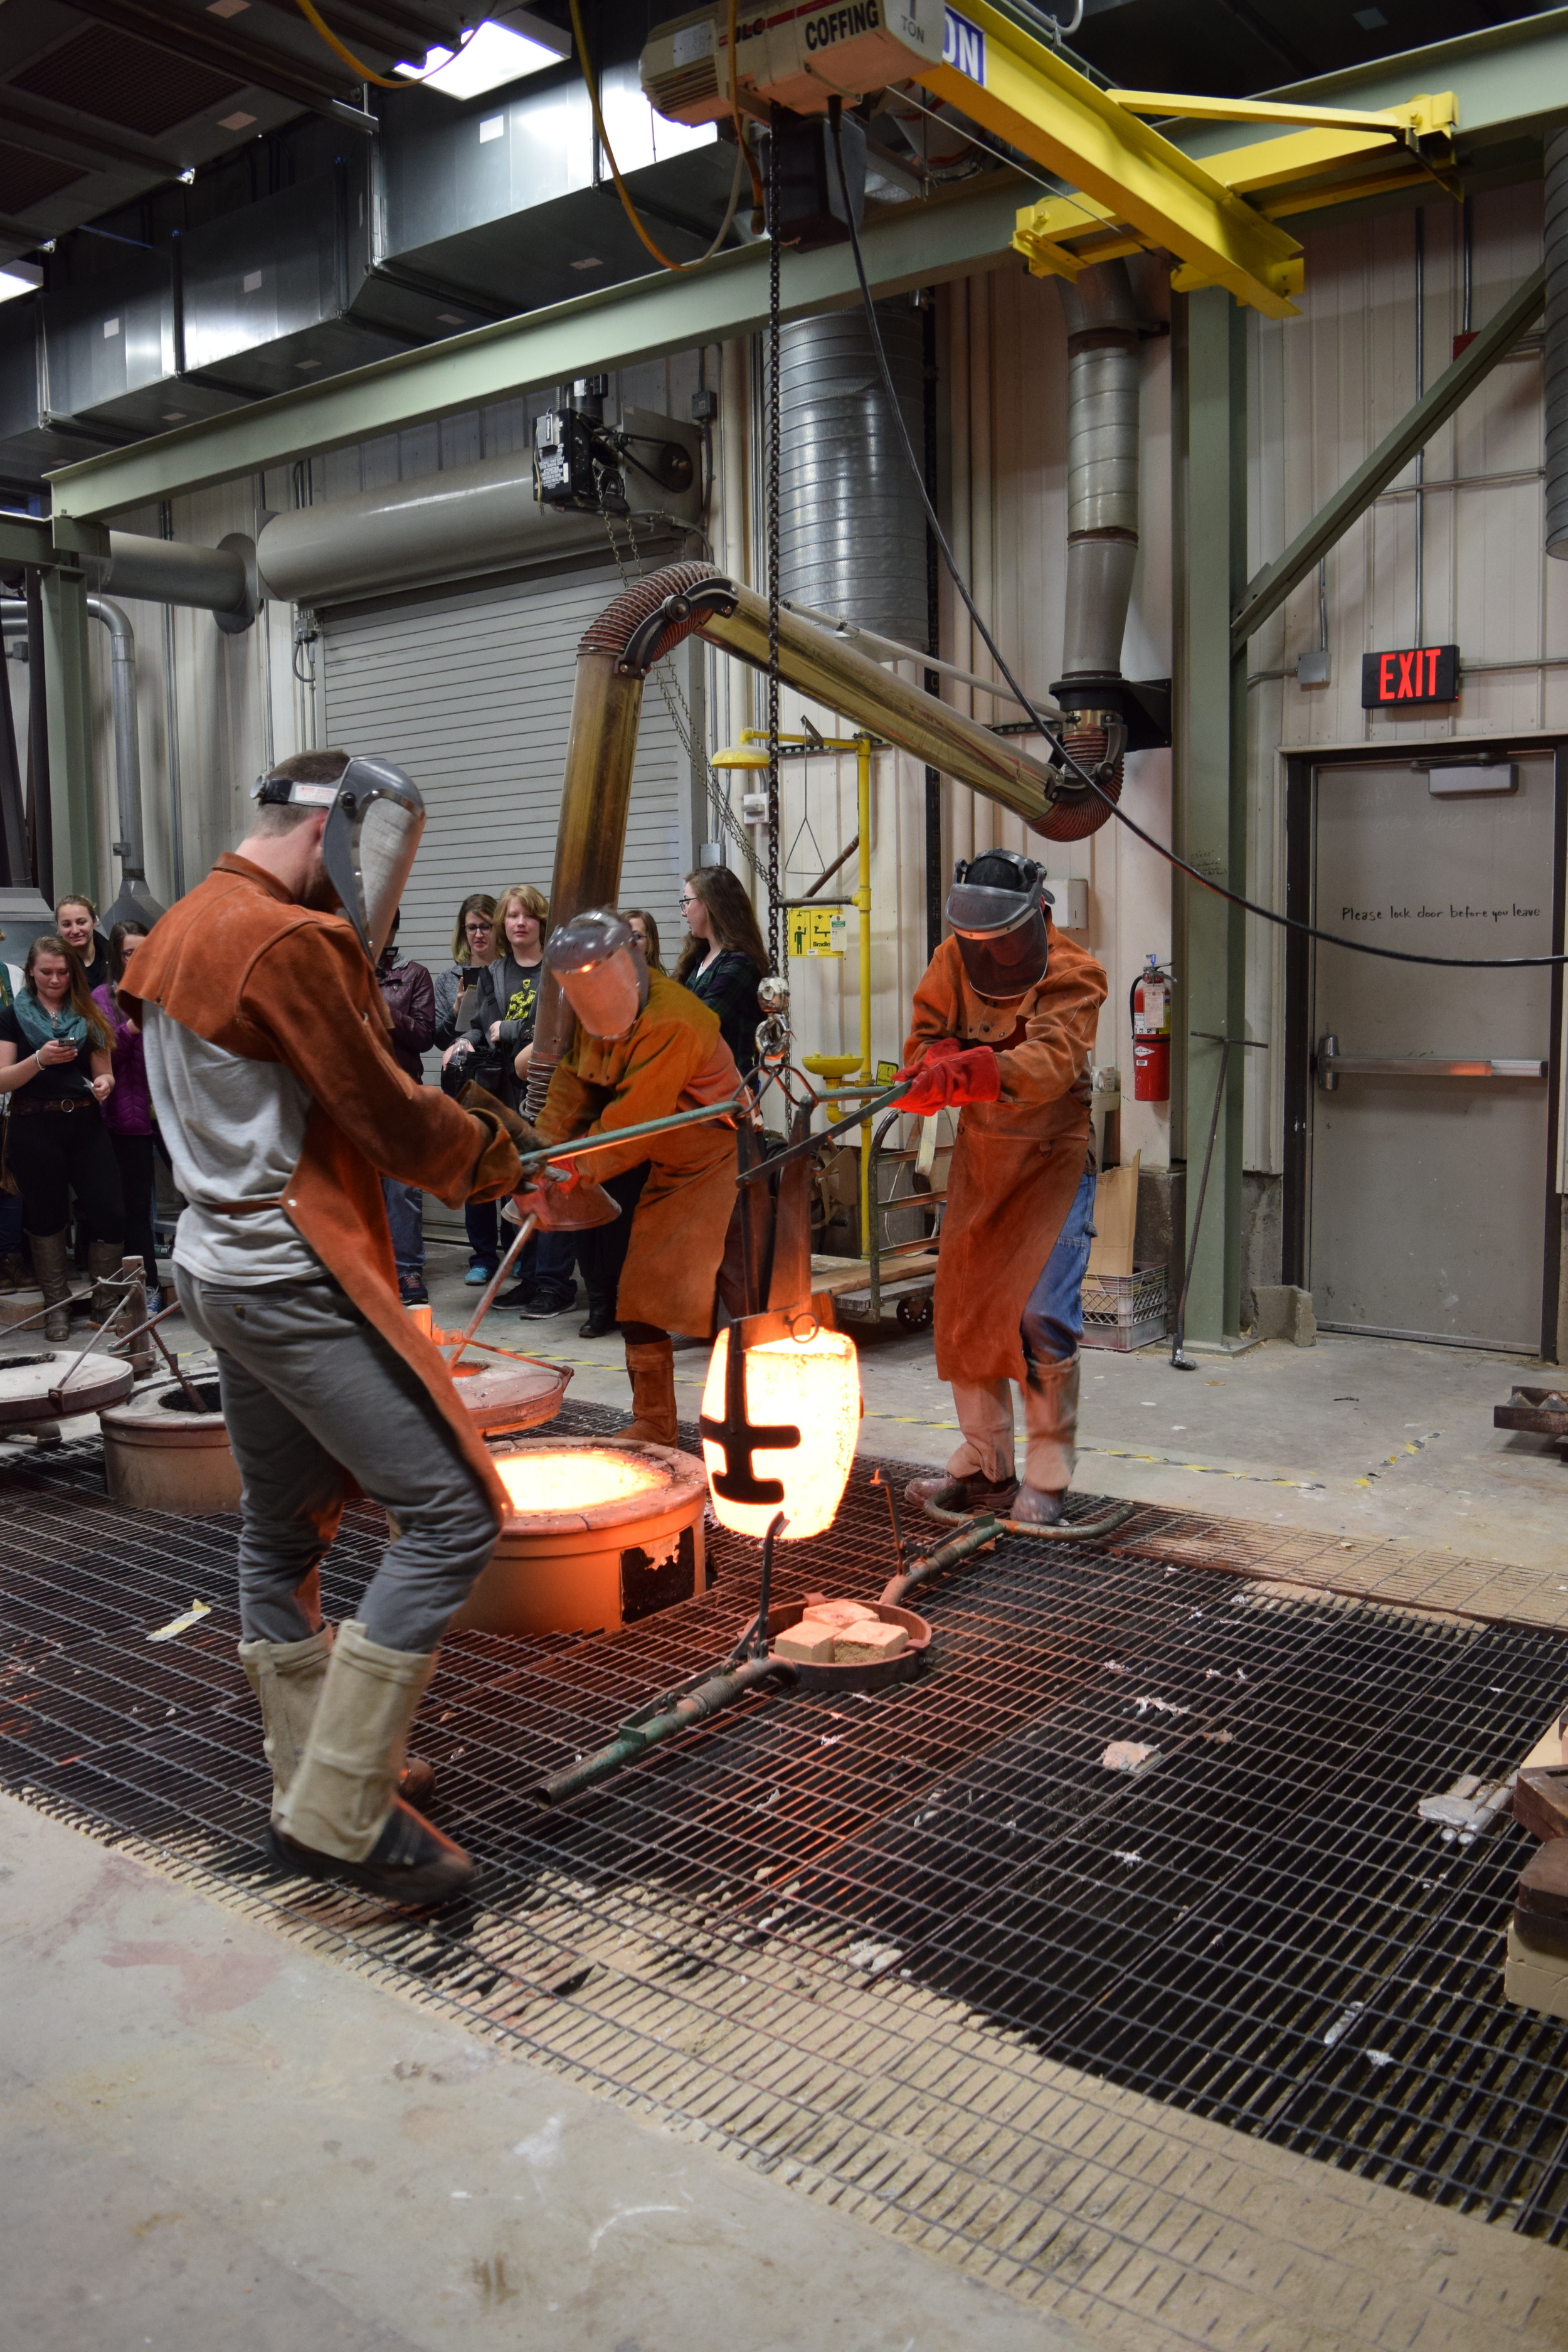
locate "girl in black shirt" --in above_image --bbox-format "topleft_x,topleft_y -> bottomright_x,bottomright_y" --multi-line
674,866 -> 769,1076
0,933 -> 124,1338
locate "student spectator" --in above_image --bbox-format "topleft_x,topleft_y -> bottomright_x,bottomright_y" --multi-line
436,893 -> 500,1286
458,884 -> 547,1112
92,921 -> 162,1310
0,934 -> 124,1340
623,906 -> 665,973
0,940 -> 25,1291
674,867 -> 768,1076
378,910 -> 437,1307
55,895 -> 110,993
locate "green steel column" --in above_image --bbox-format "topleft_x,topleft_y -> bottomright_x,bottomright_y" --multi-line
41,568 -> 95,900
1171,287 -> 1248,1344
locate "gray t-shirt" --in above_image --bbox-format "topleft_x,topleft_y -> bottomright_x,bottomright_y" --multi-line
142,1004 -> 321,1285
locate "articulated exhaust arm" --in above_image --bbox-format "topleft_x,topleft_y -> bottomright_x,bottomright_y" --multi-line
526,561 -> 1083,1111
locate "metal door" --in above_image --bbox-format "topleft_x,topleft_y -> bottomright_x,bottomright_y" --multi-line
1308,756 -> 1557,1349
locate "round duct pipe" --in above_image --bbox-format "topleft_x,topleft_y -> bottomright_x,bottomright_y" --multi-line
99,531 -> 258,632
1545,126 -> 1568,558
253,452 -> 616,607
776,304 -> 927,647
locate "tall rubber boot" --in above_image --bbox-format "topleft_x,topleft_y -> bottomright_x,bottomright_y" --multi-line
1013,1351 -> 1081,1527
622,1337 -> 678,1446
272,1620 -> 470,1905
87,1238 -> 125,1326
28,1230 -> 72,1343
239,1626 -> 435,1820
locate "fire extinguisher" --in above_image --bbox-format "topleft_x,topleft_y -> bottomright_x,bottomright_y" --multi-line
1130,953 -> 1173,1102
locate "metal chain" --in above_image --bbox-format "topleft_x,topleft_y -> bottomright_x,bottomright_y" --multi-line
765,103 -> 784,977
600,511 -> 760,877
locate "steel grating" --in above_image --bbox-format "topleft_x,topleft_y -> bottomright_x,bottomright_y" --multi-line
4,1406 -> 1568,2265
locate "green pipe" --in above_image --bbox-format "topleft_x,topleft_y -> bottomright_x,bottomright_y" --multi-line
535,1655 -> 795,1805
878,1516 -> 1004,1607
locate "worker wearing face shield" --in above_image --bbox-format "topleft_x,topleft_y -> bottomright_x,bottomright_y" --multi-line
533,909 -> 740,1444
123,750 -> 522,1911
897,850 -> 1108,1525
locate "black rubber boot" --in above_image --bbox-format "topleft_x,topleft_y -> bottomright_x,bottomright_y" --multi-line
904,1469 -> 1020,1517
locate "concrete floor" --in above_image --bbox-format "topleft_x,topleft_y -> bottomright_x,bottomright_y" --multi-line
6,1238 -> 1568,2349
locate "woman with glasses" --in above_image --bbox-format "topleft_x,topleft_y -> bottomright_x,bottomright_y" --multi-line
435,893 -> 500,1286
672,867 -> 768,1076
92,919 -> 162,1310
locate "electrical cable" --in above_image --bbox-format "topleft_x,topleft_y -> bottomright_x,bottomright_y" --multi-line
569,0 -> 746,273
825,105 -> 1568,974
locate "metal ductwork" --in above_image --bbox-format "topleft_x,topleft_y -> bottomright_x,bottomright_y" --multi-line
777,305 -> 927,648
1545,126 -> 1568,558
254,413 -> 703,608
2,593 -> 163,925
1041,260 -> 1141,844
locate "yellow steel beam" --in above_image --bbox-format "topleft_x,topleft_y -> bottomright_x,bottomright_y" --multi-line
1011,92 -> 1456,285
922,1 -> 1303,316
1106,88 -> 1457,139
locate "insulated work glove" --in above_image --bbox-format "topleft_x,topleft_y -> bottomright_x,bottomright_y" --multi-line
460,1079 -> 541,1156
896,1043 -> 1002,1115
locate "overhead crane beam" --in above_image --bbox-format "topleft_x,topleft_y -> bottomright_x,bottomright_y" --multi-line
921,1 -> 1305,317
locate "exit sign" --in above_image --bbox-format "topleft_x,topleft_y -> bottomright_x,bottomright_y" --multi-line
1361,644 -> 1459,707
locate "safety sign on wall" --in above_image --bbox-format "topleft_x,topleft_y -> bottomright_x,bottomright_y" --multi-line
787,906 -> 847,958
1360,644 -> 1459,708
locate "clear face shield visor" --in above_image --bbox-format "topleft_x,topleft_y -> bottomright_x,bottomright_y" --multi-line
545,912 -> 649,1039
319,759 -> 425,965
945,881 -> 1051,1001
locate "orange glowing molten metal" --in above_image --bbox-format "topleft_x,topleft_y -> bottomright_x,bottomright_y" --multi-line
494,1447 -> 667,1515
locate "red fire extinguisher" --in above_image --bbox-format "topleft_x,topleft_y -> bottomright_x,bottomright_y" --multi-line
1130,953 -> 1173,1102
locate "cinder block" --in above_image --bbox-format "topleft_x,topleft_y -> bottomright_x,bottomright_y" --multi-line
773,1621 -> 837,1663
834,1619 -> 909,1664
803,1599 -> 879,1629
1519,1838 -> 1568,1920
1252,1285 -> 1316,1346
1504,1918 -> 1568,2019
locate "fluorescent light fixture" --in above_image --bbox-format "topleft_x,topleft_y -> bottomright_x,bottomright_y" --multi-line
0,263 -> 41,305
398,14 -> 569,100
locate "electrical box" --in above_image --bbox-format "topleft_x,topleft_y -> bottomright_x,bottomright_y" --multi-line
1043,875 -> 1089,930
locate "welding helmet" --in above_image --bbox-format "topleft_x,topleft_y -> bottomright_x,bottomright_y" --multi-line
253,756 -> 425,965
946,850 -> 1052,1000
544,908 -> 649,1040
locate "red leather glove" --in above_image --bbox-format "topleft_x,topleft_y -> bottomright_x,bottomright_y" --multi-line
896,1044 -> 1002,1114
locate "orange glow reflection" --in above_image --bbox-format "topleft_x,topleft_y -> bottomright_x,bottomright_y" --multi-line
495,1448 -> 667,1515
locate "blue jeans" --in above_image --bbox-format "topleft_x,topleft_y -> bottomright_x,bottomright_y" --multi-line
1020,1165 -> 1096,1367
380,1176 -> 425,1282
464,1197 -> 498,1274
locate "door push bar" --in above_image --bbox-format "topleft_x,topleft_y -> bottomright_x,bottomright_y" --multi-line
1316,1034 -> 1547,1091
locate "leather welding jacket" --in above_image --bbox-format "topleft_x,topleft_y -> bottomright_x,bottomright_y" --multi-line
122,853 -> 522,1512
903,926 -> 1108,1387
534,972 -> 739,1337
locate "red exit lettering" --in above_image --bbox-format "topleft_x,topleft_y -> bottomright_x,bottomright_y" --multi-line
1361,644 -> 1459,709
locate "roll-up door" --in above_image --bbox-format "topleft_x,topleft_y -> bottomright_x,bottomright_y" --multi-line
319,559 -> 691,988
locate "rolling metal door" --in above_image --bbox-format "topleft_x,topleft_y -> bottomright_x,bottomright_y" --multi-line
320,562 -> 690,988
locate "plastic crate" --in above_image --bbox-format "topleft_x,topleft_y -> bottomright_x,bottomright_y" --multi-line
1081,1262 -> 1168,1352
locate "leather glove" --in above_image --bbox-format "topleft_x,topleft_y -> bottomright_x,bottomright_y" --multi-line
460,1079 -> 541,1155
896,1044 -> 1002,1115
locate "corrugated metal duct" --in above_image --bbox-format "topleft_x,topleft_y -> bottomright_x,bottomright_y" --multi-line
776,304 -> 927,647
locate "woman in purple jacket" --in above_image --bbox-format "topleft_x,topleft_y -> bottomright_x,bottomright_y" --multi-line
92,921 -> 161,1308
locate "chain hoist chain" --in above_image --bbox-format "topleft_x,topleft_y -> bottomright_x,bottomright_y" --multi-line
601,511 -> 760,878
765,103 -> 784,978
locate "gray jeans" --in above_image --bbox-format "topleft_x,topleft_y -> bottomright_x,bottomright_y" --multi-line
177,1268 -> 500,1653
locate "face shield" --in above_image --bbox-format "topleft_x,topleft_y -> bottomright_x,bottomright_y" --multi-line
254,756 -> 425,965
946,852 -> 1052,1000
544,909 -> 650,1040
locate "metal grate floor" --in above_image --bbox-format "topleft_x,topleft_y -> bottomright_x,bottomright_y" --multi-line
4,1407 -> 1568,2259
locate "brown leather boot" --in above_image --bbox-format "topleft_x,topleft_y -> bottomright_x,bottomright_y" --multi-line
27,1230 -> 72,1343
623,1337 -> 679,1446
87,1239 -> 125,1326
904,1468 -> 1019,1518
0,1251 -> 21,1293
